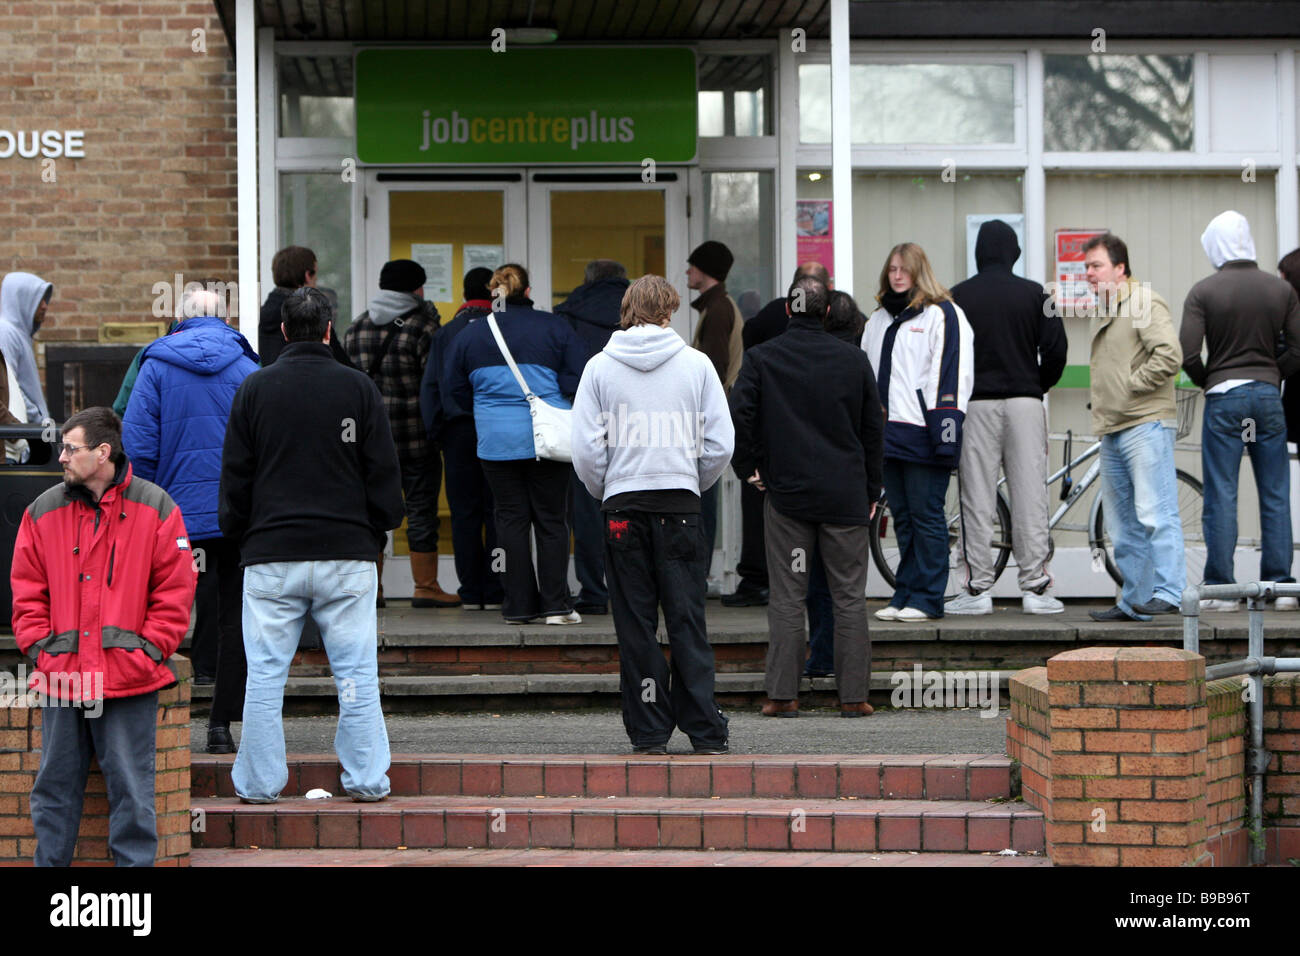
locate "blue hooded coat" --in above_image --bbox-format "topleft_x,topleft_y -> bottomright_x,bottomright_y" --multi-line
122,315 -> 260,540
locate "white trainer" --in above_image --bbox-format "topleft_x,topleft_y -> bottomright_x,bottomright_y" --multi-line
944,592 -> 993,615
1199,599 -> 1241,612
895,607 -> 937,622
874,605 -> 900,621
1022,592 -> 1065,615
1275,597 -> 1299,611
545,610 -> 583,625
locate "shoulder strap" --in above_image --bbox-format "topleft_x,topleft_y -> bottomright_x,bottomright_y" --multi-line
485,314 -> 535,400
366,317 -> 403,380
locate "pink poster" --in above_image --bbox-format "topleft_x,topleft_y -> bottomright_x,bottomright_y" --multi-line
796,200 -> 834,280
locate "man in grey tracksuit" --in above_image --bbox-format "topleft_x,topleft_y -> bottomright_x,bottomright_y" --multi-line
946,220 -> 1069,614
571,275 -> 734,755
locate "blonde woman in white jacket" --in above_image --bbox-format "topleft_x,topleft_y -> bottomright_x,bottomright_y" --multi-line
861,243 -> 974,621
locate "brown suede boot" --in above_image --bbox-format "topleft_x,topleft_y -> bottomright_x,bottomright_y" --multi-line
376,553 -> 386,608
410,551 -> 461,607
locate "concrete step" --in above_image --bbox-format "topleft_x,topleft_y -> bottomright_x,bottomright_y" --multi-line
191,753 -> 1016,802
192,794 -> 1045,854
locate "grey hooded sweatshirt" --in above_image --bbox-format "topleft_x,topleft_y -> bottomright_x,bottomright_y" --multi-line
0,272 -> 51,422
571,323 -> 734,504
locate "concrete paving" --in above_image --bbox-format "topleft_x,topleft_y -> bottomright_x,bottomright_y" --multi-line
190,706 -> 1010,756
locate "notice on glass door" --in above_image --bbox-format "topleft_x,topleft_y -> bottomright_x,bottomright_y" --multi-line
410,243 -> 454,301
463,244 -> 503,275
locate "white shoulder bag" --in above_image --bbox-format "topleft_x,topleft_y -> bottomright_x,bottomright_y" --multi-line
485,313 -> 573,463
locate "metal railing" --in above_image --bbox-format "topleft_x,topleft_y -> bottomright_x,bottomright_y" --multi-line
1181,582 -> 1300,865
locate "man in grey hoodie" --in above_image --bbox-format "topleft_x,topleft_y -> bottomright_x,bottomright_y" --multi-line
0,272 -> 53,425
1182,210 -> 1300,609
571,275 -> 735,755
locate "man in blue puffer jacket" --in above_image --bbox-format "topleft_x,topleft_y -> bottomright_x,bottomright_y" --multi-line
123,285 -> 260,754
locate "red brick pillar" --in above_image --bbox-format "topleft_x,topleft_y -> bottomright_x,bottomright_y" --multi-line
1045,647 -> 1208,867
0,658 -> 193,865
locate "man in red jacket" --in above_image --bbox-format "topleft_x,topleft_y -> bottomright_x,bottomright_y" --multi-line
10,406 -> 197,866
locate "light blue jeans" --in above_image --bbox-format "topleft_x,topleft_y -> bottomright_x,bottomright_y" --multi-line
1100,421 -> 1186,617
232,560 -> 390,801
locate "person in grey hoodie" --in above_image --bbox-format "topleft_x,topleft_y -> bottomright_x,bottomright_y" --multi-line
571,274 -> 734,755
1181,211 -> 1300,609
0,272 -> 53,425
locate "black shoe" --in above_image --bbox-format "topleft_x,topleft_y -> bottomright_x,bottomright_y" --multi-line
804,667 -> 834,678
1088,605 -> 1144,622
193,673 -> 215,686
206,723 -> 235,754
693,744 -> 729,755
632,745 -> 667,755
574,603 -> 608,615
721,587 -> 769,607
1132,598 -> 1179,615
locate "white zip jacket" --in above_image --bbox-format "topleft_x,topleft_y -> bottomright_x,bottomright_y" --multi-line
861,299 -> 975,465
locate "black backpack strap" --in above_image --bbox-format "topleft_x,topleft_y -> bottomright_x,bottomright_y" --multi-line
366,317 -> 403,380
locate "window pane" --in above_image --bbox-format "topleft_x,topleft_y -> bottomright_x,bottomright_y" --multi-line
704,171 -> 775,309
279,173 -> 353,329
1044,55 -> 1193,151
278,56 -> 354,137
800,63 -> 1016,145
698,54 -> 773,137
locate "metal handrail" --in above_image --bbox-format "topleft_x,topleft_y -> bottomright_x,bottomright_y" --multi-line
1180,581 -> 1300,865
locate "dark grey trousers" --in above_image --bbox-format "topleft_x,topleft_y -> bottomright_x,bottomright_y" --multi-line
763,499 -> 871,703
31,691 -> 159,867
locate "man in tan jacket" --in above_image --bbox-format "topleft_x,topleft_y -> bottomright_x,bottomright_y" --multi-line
1084,233 -> 1185,622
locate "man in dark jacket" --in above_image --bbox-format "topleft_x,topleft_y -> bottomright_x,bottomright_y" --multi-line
724,261 -> 833,609
122,286 -> 260,753
555,259 -> 630,614
347,259 -> 458,608
419,267 -> 504,610
220,287 -> 405,803
730,275 -> 884,718
257,245 -> 353,368
946,219 -> 1068,616
1182,211 -> 1300,608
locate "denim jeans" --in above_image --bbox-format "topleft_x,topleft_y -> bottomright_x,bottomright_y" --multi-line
805,543 -> 834,673
882,458 -> 952,617
1100,421 -> 1186,616
232,560 -> 390,801
1202,382 -> 1293,585
570,469 -> 608,608
31,692 -> 159,866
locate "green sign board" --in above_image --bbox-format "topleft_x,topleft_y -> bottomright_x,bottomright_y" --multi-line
355,47 -> 697,164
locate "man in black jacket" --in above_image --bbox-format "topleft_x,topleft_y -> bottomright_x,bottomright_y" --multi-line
257,245 -> 354,368
219,287 -> 405,803
555,259 -> 630,615
946,220 -> 1068,616
730,275 -> 884,718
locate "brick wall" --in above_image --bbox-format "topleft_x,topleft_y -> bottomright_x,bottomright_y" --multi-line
1,2 -> 237,349
1205,678 -> 1247,865
1006,666 -> 1050,812
1263,675 -> 1300,862
0,657 -> 193,864
1007,651 -> 1300,866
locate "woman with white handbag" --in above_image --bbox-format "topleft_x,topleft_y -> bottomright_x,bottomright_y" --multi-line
446,264 -> 589,624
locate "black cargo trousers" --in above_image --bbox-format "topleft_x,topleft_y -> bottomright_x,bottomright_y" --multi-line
603,509 -> 729,750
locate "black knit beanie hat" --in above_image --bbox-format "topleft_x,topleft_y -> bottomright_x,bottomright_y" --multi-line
688,241 -> 734,282
379,259 -> 427,293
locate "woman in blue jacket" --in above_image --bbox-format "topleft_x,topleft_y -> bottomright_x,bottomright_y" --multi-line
446,264 -> 588,624
861,244 -> 974,621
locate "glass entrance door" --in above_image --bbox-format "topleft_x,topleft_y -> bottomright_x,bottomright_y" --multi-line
527,172 -> 689,336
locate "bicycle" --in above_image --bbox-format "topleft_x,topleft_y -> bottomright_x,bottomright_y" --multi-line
868,389 -> 1206,591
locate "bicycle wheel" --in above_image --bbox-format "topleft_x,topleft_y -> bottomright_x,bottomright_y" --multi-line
869,481 -> 1012,591
1091,469 -> 1205,589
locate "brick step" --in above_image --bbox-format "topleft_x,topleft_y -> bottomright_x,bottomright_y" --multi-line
192,753 -> 1016,802
192,795 -> 1045,853
192,846 -> 1053,867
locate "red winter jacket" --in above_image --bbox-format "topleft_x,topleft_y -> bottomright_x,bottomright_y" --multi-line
10,459 -> 197,702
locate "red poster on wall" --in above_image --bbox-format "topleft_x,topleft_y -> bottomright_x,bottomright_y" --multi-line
1054,229 -> 1106,316
796,200 -> 834,280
